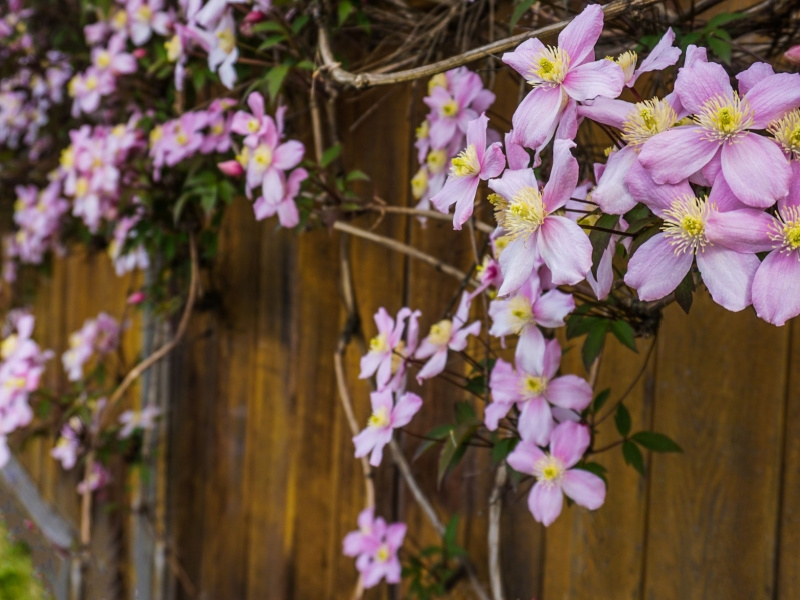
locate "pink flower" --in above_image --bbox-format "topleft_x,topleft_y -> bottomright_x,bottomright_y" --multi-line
488,273 -> 574,340
705,162 -> 800,325
638,61 -> 800,207
415,292 -> 481,382
486,331 -> 591,445
624,171 -> 758,311
119,405 -> 160,438
62,313 -> 121,381
431,113 -> 505,229
502,4 -> 624,150
353,390 -> 422,466
785,45 -> 800,66
343,508 -> 406,588
51,418 -> 82,470
489,139 -> 591,294
91,34 -> 137,76
360,307 -> 413,390
127,291 -> 146,305
252,167 -> 307,227
619,28 -> 680,88
126,0 -> 171,46
507,420 -> 606,525
77,462 -> 111,494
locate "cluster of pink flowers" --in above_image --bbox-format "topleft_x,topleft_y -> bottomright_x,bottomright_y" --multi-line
0,313 -> 52,467
343,507 -> 406,588
218,92 -> 307,227
4,183 -> 69,274
150,98 -> 235,179
108,199 -> 150,276
58,120 -> 145,233
0,0 -> 33,55
62,313 -> 121,382
68,33 -> 137,116
411,68 -> 496,218
51,417 -> 83,470
0,54 -> 72,157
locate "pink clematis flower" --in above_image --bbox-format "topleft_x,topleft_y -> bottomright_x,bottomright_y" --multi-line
253,167 -> 307,227
616,28 -> 681,88
488,273 -> 574,340
431,113 -> 505,230
51,418 -> 82,470
705,162 -> 800,325
502,4 -> 624,150
507,420 -> 606,526
343,508 -> 406,588
485,331 -> 591,445
119,405 -> 161,438
360,307 -> 412,390
638,61 -> 800,207
489,139 -> 591,294
624,170 -> 758,311
92,34 -> 137,76
415,292 -> 481,382
352,390 -> 422,466
127,0 -> 172,46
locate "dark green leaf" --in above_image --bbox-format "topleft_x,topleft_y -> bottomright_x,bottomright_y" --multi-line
320,143 -> 341,168
615,403 -> 631,437
675,270 -> 695,314
265,63 -> 290,101
338,0 -> 353,24
610,320 -> 637,352
258,34 -> 287,51
678,31 -> 703,50
251,20 -> 284,33
567,315 -> 604,340
625,215 -> 660,235
627,221 -> 661,255
582,320 -> 609,370
588,214 -> 619,278
706,11 -> 745,29
438,423 -> 477,487
622,440 -> 645,475
592,388 -> 611,413
413,424 -> 454,460
454,401 -> 480,426
465,374 -> 486,396
623,203 -> 651,223
296,59 -> 316,70
574,461 -> 608,484
708,36 -> 732,64
444,514 -> 459,554
631,431 -> 683,452
346,169 -> 370,182
491,438 -> 518,468
291,14 -> 309,34
509,0 -> 537,31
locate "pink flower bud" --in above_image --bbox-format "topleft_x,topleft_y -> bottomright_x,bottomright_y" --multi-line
127,291 -> 145,305
217,159 -> 244,177
786,45 -> 800,65
133,48 -> 147,60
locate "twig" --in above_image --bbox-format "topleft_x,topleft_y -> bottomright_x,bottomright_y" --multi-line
100,234 -> 199,426
333,220 -> 472,283
316,0 -> 663,89
389,440 -> 491,600
360,203 -> 495,234
488,465 -> 507,600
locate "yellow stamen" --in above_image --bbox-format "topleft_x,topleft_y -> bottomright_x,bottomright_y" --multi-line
450,145 -> 480,177
441,99 -> 459,118
369,332 -> 390,354
1,335 -> 18,359
768,109 -> 800,158
411,168 -> 429,200
694,93 -> 754,141
426,149 -> 447,174
494,186 -> 547,241
253,145 -> 273,169
368,406 -> 391,428
621,98 -> 678,148
428,73 -> 448,95
507,295 -> 534,333
521,374 -> 547,397
165,36 -> 182,62
661,195 -> 711,255
529,46 -> 570,85
416,120 -> 429,140
428,320 -> 453,346
770,205 -> 800,254
534,454 -> 565,483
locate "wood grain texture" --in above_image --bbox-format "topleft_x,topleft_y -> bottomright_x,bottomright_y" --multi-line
542,336 -> 656,600
642,292 -> 789,600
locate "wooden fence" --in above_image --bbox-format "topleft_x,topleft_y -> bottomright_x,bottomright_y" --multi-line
3,0 -> 800,598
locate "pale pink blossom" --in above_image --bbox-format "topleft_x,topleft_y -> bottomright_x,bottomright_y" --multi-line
415,292 -> 481,381
353,390 -> 422,466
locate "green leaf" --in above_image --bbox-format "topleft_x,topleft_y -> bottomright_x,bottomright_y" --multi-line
622,440 -> 645,475
610,320 -> 637,352
296,59 -> 316,71
491,437 -> 518,468
265,63 -> 291,101
465,374 -> 486,396
346,169 -> 370,182
674,270 -> 695,314
438,423 -> 477,487
509,0 -> 537,31
678,31 -> 703,50
454,401 -> 480,426
320,143 -> 342,167
251,20 -> 285,33
413,424 -> 454,460
444,514 -> 459,554
172,192 -> 191,224
566,315 -> 604,340
627,221 -> 661,255
582,320 -> 609,370
614,403 -> 631,437
592,388 -> 611,413
291,14 -> 309,34
588,214 -> 619,278
338,0 -> 353,25
631,431 -> 683,453
258,34 -> 287,51
706,11 -> 745,29
708,36 -> 732,64
625,215 -> 660,235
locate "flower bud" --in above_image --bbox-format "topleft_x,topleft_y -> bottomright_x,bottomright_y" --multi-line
786,46 -> 800,65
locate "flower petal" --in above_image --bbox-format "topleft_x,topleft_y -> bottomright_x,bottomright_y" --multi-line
561,469 -> 606,509
550,421 -> 590,467
518,397 -> 553,445
392,392 -> 422,428
543,139 -> 579,212
675,61 -> 733,114
511,85 -> 565,150
624,233 -> 694,301
705,209 -> 775,253
592,146 -> 638,214
744,72 -> 800,129
753,249 -> 800,326
721,134 -> 789,207
577,96 -> 633,129
638,127 -> 719,185
498,236 -> 540,296
537,216 -> 592,285
529,482 -> 564,526
562,60 -> 625,102
507,440 -> 545,476
696,245 -> 758,312
558,4 -> 603,67
736,62 -> 775,96
546,375 -> 593,411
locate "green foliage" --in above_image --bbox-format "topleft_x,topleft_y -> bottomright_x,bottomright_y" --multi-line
402,514 -> 467,599
0,521 -> 50,600
675,13 -> 746,63
631,431 -> 683,453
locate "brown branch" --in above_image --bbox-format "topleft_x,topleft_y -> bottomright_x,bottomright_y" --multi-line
316,0 -> 663,89
332,220 -> 472,283
362,203 -> 495,234
488,465 -> 507,600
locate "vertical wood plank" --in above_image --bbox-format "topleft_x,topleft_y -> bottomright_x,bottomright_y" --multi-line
642,292 -> 788,599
